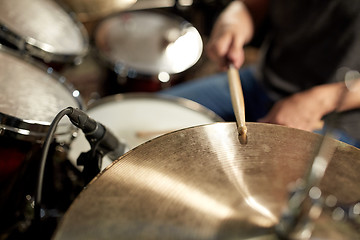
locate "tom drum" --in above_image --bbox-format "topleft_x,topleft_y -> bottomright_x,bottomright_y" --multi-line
0,0 -> 89,66
94,10 -> 203,93
0,45 -> 83,238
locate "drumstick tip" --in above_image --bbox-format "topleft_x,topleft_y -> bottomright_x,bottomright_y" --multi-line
238,126 -> 248,145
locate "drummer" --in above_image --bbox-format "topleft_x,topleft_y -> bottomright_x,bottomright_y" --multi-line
160,0 -> 360,148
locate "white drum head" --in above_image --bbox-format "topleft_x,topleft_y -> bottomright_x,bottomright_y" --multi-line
95,10 -> 203,75
68,93 -> 223,170
0,45 -> 83,141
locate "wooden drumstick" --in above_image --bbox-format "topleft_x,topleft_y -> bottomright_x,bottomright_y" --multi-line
227,64 -> 248,144
136,129 -> 172,138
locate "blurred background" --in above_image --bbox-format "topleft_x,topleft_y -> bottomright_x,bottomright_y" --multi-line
56,0 -> 260,105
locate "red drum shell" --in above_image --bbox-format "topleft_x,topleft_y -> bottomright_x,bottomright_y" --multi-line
0,45 -> 83,237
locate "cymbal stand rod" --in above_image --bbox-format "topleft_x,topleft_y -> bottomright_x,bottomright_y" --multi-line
276,130 -> 337,239
227,64 -> 247,144
276,70 -> 360,239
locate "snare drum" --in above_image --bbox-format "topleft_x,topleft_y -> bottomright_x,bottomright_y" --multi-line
68,93 -> 223,170
0,0 -> 88,66
0,45 -> 83,237
94,10 -> 203,93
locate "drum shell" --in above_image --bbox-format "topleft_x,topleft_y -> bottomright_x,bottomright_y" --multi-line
0,45 -> 84,237
0,135 -> 42,237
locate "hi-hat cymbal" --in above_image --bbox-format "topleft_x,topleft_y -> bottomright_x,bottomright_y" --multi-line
53,122 -> 360,239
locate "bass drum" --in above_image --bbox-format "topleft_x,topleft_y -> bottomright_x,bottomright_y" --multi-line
0,0 -> 89,67
68,93 -> 223,171
0,45 -> 83,238
94,10 -> 203,93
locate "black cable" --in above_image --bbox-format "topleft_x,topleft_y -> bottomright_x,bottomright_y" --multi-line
34,107 -> 74,222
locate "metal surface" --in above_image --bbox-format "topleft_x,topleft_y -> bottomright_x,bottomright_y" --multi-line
94,10 -> 203,76
54,122 -> 360,239
58,0 -> 137,22
0,45 -> 83,141
0,0 -> 88,63
277,69 -> 360,239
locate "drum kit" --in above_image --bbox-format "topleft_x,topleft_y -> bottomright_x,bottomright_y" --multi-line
0,0 -> 359,240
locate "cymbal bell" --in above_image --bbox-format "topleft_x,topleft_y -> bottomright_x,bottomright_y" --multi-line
53,122 -> 360,239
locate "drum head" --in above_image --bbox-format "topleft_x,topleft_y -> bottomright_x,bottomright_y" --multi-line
0,0 -> 88,63
0,45 -> 83,141
54,122 -> 360,239
94,10 -> 203,76
68,93 -> 222,170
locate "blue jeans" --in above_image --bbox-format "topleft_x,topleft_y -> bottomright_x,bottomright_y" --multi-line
159,67 -> 360,148
160,67 -> 273,122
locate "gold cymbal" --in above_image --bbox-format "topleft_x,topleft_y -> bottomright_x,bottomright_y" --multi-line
58,0 -> 137,22
53,122 -> 360,239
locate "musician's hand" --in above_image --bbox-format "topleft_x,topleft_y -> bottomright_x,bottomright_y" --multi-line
206,1 -> 254,70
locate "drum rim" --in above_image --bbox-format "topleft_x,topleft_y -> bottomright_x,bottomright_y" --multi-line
86,92 -> 224,122
0,1 -> 89,64
0,44 -> 84,142
93,9 -> 203,76
0,112 -> 76,143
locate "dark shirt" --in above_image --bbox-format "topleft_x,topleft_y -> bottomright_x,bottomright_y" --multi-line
257,0 -> 360,141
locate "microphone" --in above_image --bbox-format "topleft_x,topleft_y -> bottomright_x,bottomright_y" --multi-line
67,107 -> 125,156
66,107 -> 127,181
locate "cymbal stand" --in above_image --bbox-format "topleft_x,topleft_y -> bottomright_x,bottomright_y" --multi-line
321,195 -> 360,230
276,70 -> 360,239
275,129 -> 338,239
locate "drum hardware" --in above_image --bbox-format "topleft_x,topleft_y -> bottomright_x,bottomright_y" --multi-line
31,106 -> 126,239
66,107 -> 128,183
275,132 -> 339,239
322,196 -> 360,228
276,69 -> 360,239
67,93 -> 223,172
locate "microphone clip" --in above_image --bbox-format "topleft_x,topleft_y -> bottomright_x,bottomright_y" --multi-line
67,108 -> 120,184
77,123 -> 111,184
